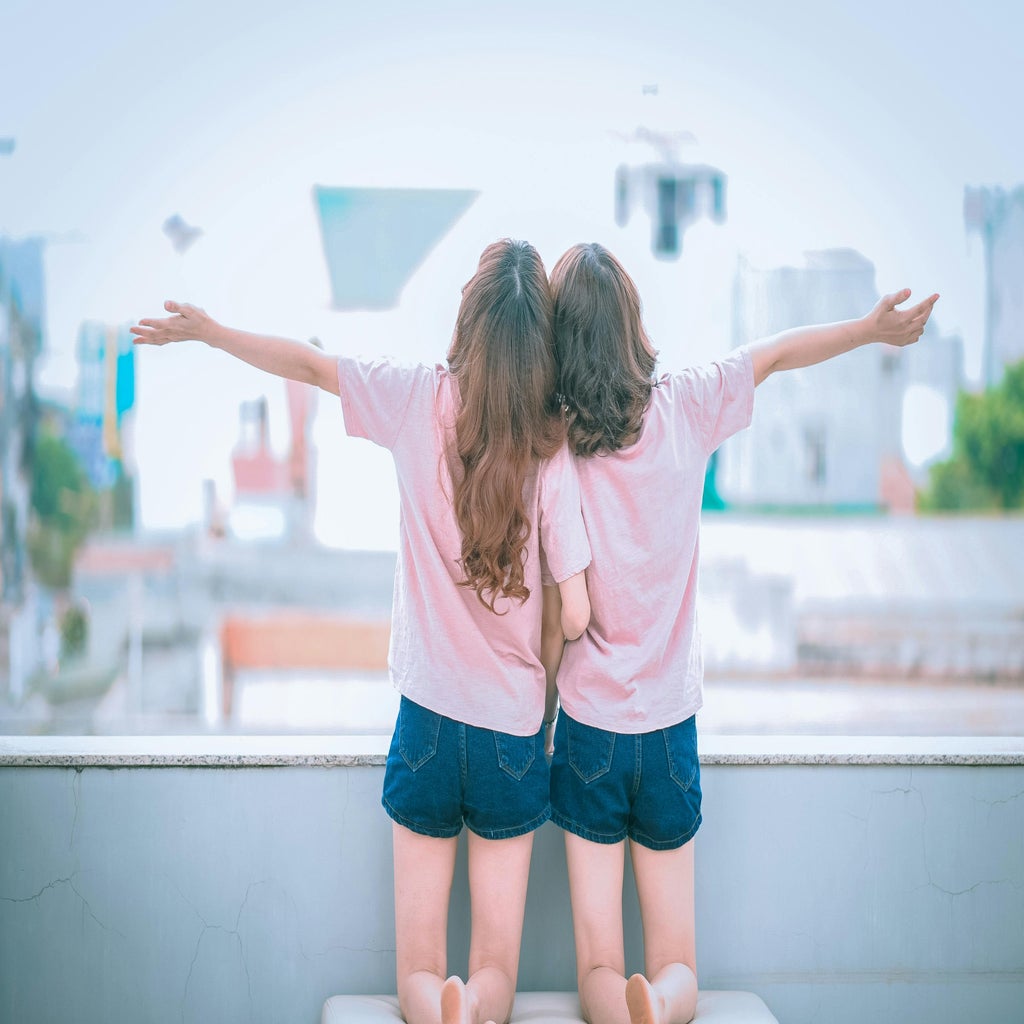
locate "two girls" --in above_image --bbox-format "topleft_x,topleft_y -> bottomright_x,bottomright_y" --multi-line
132,239 -> 591,1024
544,242 -> 937,1024
134,236 -> 937,1024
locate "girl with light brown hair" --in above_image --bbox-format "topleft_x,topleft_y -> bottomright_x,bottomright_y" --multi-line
132,238 -> 592,1024
544,241 -> 937,1024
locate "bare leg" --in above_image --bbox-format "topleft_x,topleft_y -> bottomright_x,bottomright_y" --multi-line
393,822 -> 459,1024
563,832 -> 630,1024
464,829 -> 536,1024
627,838 -> 698,1024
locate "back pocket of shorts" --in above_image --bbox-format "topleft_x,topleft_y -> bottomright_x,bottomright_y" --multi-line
663,716 -> 699,792
494,731 -> 537,781
567,717 -> 615,784
399,698 -> 442,772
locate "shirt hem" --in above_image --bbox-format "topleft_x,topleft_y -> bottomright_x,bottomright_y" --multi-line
558,690 -> 704,734
546,554 -> 592,587
392,675 -> 545,738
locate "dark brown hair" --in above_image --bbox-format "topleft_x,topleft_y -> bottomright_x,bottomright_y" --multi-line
549,243 -> 658,456
447,239 -> 562,612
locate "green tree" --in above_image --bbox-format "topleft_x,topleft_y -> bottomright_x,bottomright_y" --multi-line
27,432 -> 97,588
922,360 -> 1024,511
60,603 -> 89,661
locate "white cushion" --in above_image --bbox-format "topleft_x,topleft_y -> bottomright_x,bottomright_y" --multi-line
322,989 -> 778,1023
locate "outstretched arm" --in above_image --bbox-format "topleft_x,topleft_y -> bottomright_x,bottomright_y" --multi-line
747,289 -> 939,387
130,301 -> 340,395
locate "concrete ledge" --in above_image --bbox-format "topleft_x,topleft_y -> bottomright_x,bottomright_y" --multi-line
0,734 -> 392,767
1,733 -> 1023,767
321,990 -> 779,1024
3,751 -> 1022,1024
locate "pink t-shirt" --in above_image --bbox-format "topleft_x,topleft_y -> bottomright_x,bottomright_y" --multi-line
337,355 -> 592,735
557,348 -> 755,733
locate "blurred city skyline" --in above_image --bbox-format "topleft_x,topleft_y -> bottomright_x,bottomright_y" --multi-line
4,0 -> 1023,549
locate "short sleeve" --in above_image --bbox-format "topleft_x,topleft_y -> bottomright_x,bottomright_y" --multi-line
336,356 -> 423,450
674,347 -> 755,455
538,443 -> 592,587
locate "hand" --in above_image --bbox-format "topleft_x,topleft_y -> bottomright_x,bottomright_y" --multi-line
544,720 -> 556,761
130,300 -> 216,346
867,289 -> 939,348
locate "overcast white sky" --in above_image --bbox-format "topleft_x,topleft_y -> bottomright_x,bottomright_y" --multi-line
3,0 -> 1021,548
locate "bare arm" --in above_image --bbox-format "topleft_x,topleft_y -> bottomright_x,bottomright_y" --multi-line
747,289 -> 939,387
557,569 -> 590,642
541,585 -> 565,726
130,301 -> 340,395
540,570 -> 590,753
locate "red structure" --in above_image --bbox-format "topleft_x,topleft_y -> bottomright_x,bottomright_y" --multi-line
228,370 -> 318,540
218,612 -> 390,717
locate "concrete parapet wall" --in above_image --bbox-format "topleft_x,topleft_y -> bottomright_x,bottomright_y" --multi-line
1,736 -> 1022,1024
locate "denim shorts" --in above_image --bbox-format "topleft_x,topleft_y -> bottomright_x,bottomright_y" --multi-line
549,709 -> 702,851
382,695 -> 551,841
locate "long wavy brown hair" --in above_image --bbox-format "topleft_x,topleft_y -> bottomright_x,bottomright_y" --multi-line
549,243 -> 658,456
447,239 -> 563,612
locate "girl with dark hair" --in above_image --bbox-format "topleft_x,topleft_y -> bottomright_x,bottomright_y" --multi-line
132,238 -> 592,1024
544,241 -> 937,1024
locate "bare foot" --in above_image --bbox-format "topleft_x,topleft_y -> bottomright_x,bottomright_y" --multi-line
441,975 -> 472,1024
625,973 -> 660,1024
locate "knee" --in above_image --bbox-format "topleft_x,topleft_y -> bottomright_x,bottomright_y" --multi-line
576,959 -> 627,1023
397,957 -> 447,992
467,949 -> 518,988
577,949 -> 625,983
647,956 -> 697,984
576,954 -> 626,999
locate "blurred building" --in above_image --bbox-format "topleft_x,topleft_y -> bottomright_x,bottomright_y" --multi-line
716,249 -> 963,510
964,184 -> 1024,385
64,531 -> 395,733
66,321 -> 136,524
0,237 -> 45,699
701,516 -> 1024,680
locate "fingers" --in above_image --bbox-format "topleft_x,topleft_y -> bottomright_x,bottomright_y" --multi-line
907,293 -> 939,319
884,289 -> 940,314
884,288 -> 912,310
132,301 -> 191,343
875,288 -> 938,349
903,295 -> 939,342
129,325 -> 159,345
901,319 -> 927,346
130,321 -> 179,345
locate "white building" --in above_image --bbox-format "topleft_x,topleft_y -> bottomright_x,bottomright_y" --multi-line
965,185 -> 1024,385
716,249 -> 962,510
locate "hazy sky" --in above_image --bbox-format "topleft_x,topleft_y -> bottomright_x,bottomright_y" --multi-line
4,0 -> 1021,549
